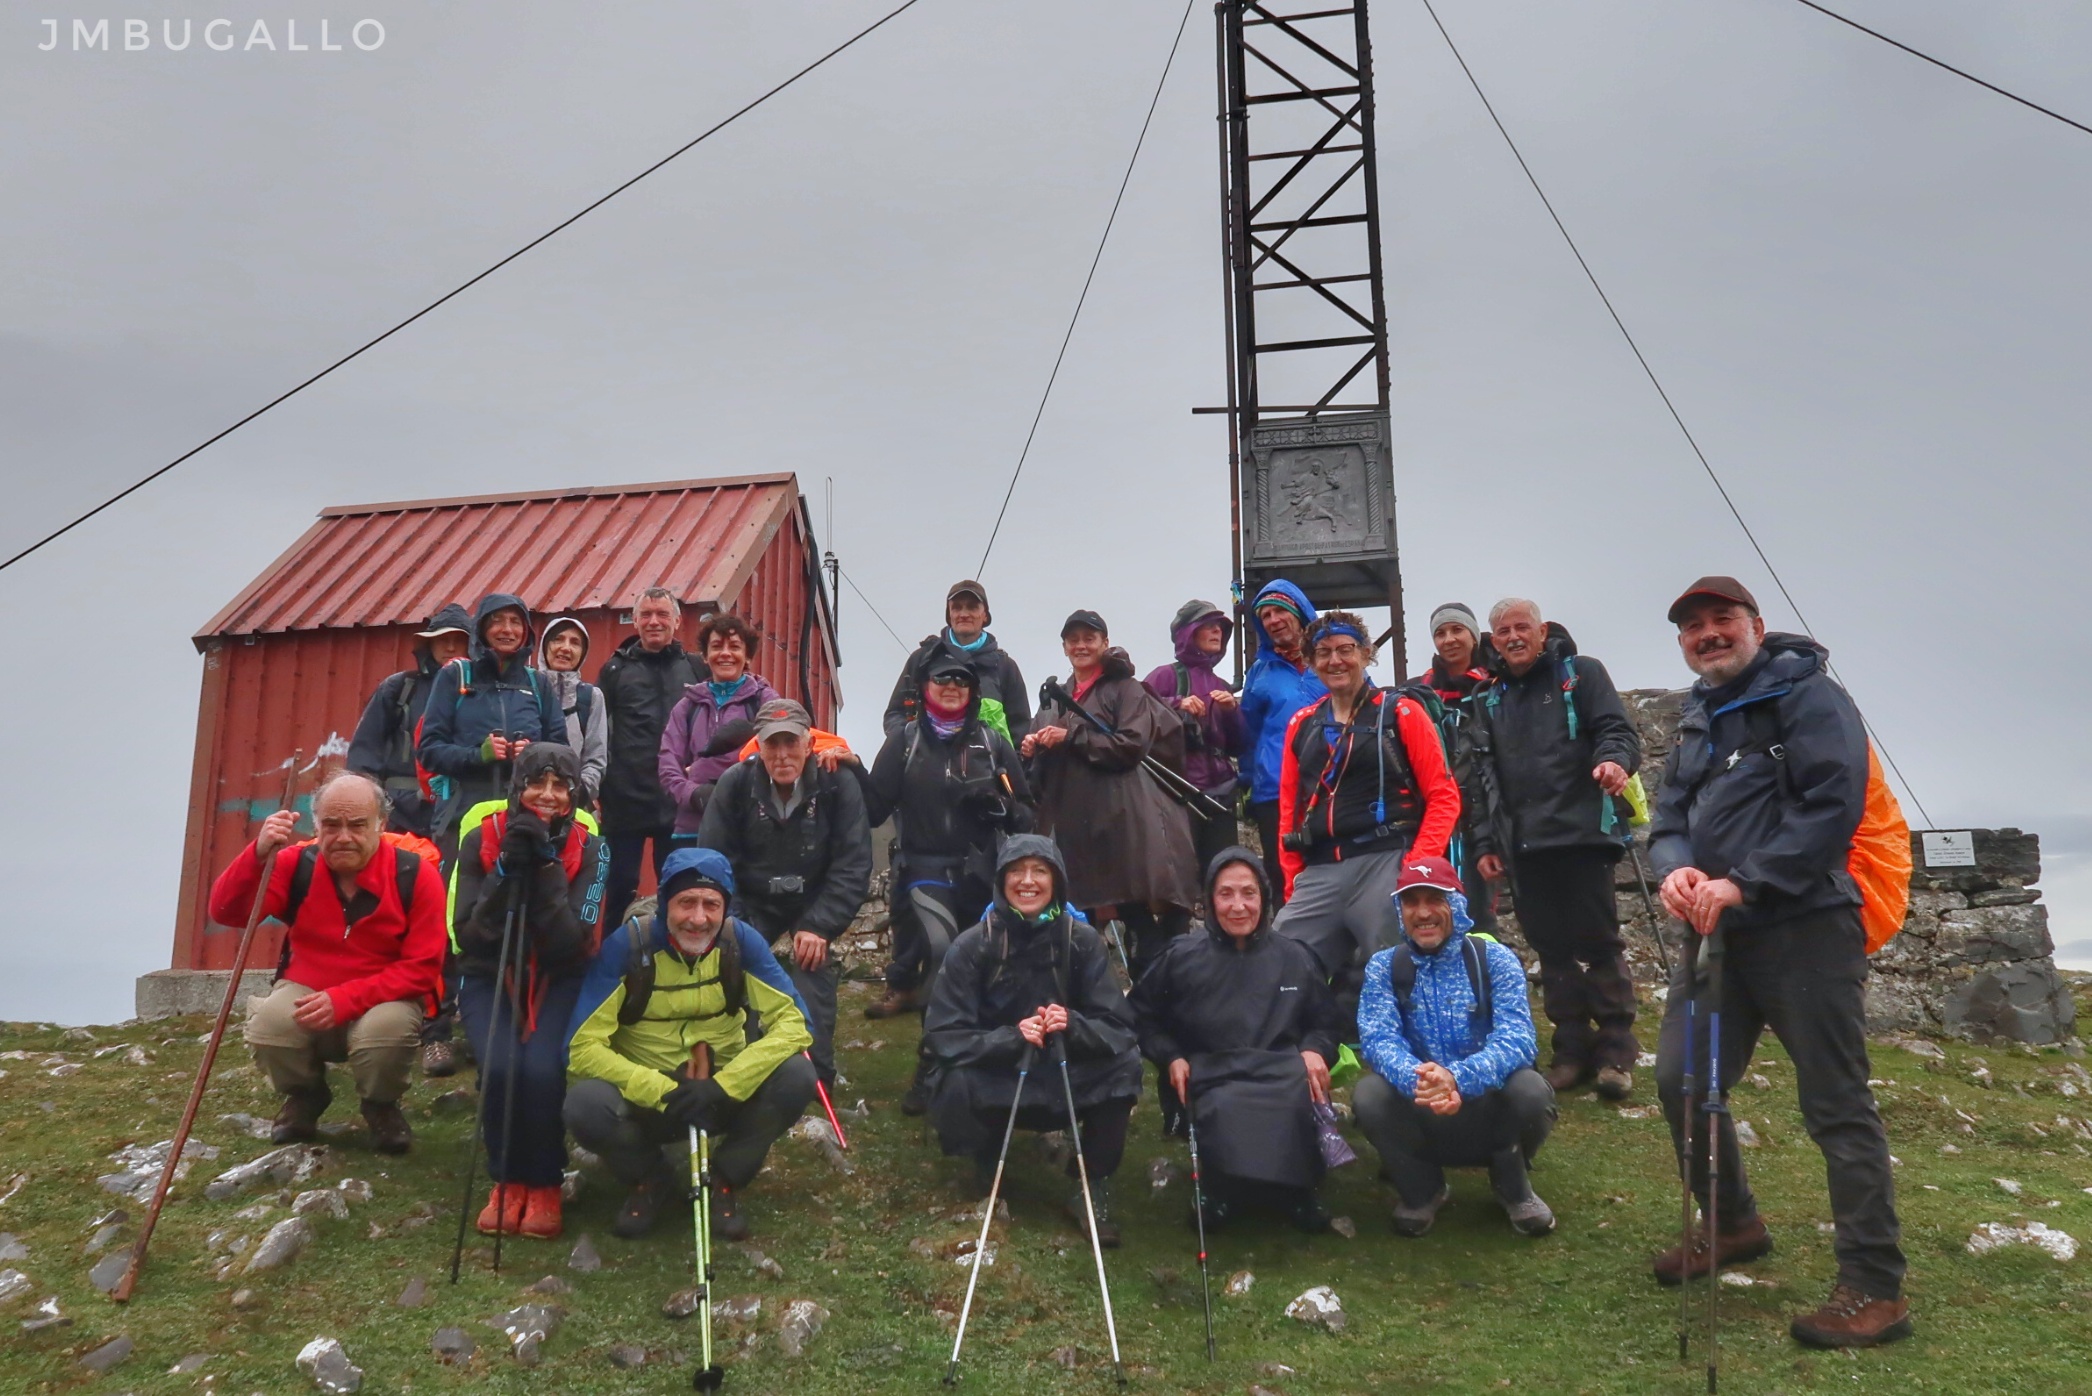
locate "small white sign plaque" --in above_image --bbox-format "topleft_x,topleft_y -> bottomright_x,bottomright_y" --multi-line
1921,831 -> 1976,868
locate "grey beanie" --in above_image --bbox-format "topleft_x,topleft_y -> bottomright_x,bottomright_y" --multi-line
1429,602 -> 1481,640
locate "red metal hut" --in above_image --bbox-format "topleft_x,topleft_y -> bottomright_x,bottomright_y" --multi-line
146,473 -> 838,1012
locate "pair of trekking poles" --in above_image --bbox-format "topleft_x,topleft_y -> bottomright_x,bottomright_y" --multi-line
944,1036 -> 1125,1386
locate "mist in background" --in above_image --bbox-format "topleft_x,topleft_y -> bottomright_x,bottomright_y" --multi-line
4,0 -> 2088,1024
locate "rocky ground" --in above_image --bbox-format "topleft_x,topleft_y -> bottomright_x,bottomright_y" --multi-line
3,973 -> 2091,1394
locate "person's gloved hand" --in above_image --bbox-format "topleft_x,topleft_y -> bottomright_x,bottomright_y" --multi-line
660,1077 -> 727,1133
499,809 -> 552,868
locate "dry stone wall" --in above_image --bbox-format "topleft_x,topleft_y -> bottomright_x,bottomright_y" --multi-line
1487,688 -> 2077,1046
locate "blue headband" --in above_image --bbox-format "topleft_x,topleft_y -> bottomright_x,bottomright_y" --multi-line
1317,621 -> 1368,645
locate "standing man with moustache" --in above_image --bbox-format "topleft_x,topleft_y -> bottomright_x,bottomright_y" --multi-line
1648,577 -> 1909,1350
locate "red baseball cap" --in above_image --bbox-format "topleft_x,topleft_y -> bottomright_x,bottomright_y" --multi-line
1394,855 -> 1463,895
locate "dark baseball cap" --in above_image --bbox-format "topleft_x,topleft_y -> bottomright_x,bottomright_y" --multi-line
946,579 -> 989,606
1667,576 -> 1759,625
924,655 -> 976,683
1393,855 -> 1463,896
752,698 -> 812,741
1060,609 -> 1108,639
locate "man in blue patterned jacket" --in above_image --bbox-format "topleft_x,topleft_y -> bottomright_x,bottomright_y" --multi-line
1351,856 -> 1557,1238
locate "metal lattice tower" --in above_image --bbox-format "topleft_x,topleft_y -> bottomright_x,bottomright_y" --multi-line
1214,0 -> 1405,669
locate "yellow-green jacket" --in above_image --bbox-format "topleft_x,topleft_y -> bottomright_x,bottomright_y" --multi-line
567,911 -> 811,1109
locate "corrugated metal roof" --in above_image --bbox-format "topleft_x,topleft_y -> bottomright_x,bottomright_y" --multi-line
197,473 -> 801,643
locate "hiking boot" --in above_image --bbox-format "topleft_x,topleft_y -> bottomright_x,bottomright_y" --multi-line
611,1167 -> 677,1240
1392,1184 -> 1452,1238
1651,1214 -> 1774,1285
1543,1061 -> 1590,1092
361,1098 -> 413,1154
1289,1195 -> 1334,1234
710,1185 -> 750,1242
1489,1148 -> 1556,1237
1065,1180 -> 1120,1249
519,1184 -> 564,1240
1789,1283 -> 1912,1349
1594,1066 -> 1634,1101
271,1085 -> 331,1144
420,1041 -> 458,1078
477,1183 -> 526,1236
864,987 -> 925,1020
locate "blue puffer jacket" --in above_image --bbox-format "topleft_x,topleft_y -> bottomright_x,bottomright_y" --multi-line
1358,888 -> 1537,1100
417,592 -> 567,835
1240,579 -> 1326,804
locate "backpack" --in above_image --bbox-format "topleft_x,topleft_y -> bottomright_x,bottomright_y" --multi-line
1386,932 -> 1497,1056
272,834 -> 433,980
1294,683 -> 1451,838
1736,700 -> 1911,953
615,919 -> 747,1026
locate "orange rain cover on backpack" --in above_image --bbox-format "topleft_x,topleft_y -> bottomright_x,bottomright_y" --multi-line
1851,745 -> 1912,953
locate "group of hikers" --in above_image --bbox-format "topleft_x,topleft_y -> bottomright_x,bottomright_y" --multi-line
207,569 -> 1912,1354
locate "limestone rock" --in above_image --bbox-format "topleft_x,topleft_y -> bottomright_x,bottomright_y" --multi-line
0,1268 -> 31,1304
21,1295 -> 70,1332
662,1287 -> 705,1320
523,1274 -> 571,1296
1224,1269 -> 1254,1297
292,1189 -> 349,1221
714,1295 -> 762,1325
206,1145 -> 328,1201
244,1216 -> 314,1273
218,1112 -> 274,1140
1944,961 -> 2077,1045
87,1246 -> 134,1293
168,1352 -> 210,1374
777,1298 -> 829,1358
1937,904 -> 2053,965
335,1178 -> 373,1204
607,1342 -> 648,1368
1284,1284 -> 1345,1332
99,1138 -> 219,1202
78,1334 -> 133,1372
84,1222 -> 128,1255
486,1303 -> 564,1365
395,1276 -> 428,1308
1148,1157 -> 1179,1192
431,1326 -> 475,1363
1967,1220 -> 2076,1261
0,1234 -> 29,1263
296,1336 -> 363,1393
230,1288 -> 260,1311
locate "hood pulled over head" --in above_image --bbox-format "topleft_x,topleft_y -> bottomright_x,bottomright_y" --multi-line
1170,600 -> 1232,669
993,833 -> 1068,914
1248,579 -> 1316,652
471,591 -> 535,660
536,616 -> 591,671
1202,844 -> 1273,935
1393,885 -> 1475,951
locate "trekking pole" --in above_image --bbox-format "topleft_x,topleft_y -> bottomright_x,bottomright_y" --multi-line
112,753 -> 302,1303
1677,989 -> 1696,1362
1626,839 -> 1672,979
490,889 -> 531,1278
806,1053 -> 850,1150
944,1043 -> 1035,1385
1052,1035 -> 1124,1386
1184,1104 -> 1216,1360
1103,921 -> 1133,983
1702,929 -> 1727,1395
450,882 -> 523,1283
690,1040 -> 725,1392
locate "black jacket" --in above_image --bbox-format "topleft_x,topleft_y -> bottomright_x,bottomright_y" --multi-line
453,816 -> 611,979
866,660 -> 1035,869
694,756 -> 873,941
346,655 -> 442,836
594,636 -> 702,835
1470,622 -> 1641,860
884,631 -> 1032,744
1649,634 -> 1868,932
1130,849 -> 1336,1186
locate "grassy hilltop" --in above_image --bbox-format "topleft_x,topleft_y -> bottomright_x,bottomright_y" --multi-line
3,976 -> 2090,1395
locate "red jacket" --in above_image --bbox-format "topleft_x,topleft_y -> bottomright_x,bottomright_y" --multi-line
1276,688 -> 1460,897
208,840 -> 448,1021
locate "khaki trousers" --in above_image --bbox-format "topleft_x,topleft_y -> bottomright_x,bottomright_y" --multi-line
245,980 -> 423,1104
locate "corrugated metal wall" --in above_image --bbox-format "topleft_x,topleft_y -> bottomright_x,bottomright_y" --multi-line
172,507 -> 839,972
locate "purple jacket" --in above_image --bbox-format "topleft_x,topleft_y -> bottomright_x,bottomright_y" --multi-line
1143,608 -> 1247,795
657,673 -> 780,835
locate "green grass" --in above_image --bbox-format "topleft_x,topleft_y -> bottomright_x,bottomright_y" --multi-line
3,977 -> 2090,1394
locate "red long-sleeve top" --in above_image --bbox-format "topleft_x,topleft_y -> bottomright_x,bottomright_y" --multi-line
1276,688 -> 1460,897
208,839 -> 447,1021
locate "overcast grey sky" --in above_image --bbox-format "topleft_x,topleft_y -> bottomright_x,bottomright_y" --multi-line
4,1 -> 2088,1025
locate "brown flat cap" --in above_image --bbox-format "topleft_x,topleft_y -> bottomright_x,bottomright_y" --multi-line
1667,575 -> 1759,624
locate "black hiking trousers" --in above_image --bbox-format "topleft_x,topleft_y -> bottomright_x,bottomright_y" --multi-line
1654,903 -> 1906,1300
1511,847 -> 1639,1072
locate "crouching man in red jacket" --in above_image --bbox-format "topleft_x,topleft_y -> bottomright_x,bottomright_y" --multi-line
209,770 -> 448,1152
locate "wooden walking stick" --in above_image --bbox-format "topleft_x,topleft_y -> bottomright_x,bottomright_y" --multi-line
113,751 -> 302,1303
